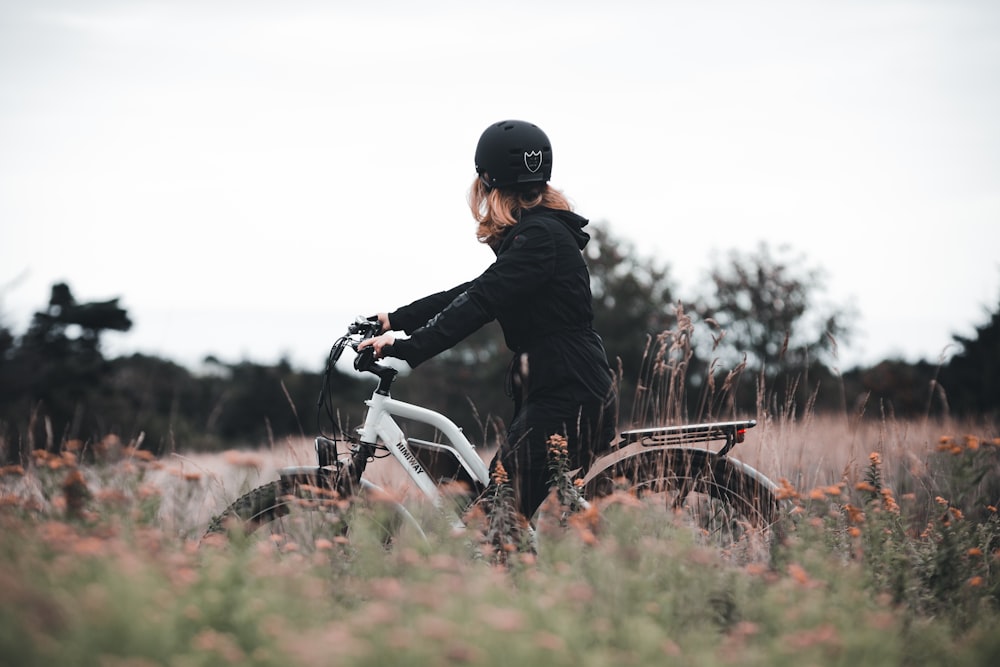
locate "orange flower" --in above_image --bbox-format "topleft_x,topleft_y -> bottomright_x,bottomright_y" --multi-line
969,576 -> 984,587
843,504 -> 865,524
62,470 -> 90,507
223,450 -> 262,469
787,563 -> 813,586
546,433 -> 568,455
848,527 -> 862,538
124,447 -> 156,462
968,547 -> 983,557
881,489 -> 900,514
775,478 -> 799,501
492,461 -> 509,486
855,481 -> 876,493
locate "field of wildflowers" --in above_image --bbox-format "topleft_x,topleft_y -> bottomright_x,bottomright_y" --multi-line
1,413 -> 999,666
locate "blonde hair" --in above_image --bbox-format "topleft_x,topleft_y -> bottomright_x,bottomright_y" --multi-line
468,178 -> 572,245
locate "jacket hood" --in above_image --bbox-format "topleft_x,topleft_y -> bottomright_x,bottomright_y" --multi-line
552,209 -> 591,250
490,207 -> 591,255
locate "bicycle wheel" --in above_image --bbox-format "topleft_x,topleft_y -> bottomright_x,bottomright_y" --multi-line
582,443 -> 779,555
205,474 -> 421,552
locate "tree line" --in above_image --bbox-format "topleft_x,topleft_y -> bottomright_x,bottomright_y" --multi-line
1,225 -> 996,464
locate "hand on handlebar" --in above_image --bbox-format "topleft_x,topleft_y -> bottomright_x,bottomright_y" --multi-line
357,332 -> 395,359
366,313 -> 391,333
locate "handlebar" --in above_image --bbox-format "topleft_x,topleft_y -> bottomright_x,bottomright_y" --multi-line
328,317 -> 380,364
347,317 -> 382,338
326,316 -> 398,394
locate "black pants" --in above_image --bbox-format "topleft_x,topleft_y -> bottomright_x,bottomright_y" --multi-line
487,392 -> 617,519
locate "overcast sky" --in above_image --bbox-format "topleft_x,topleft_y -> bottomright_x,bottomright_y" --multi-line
2,0 -> 998,373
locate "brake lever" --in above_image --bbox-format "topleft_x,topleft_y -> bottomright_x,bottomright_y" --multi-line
349,315 -> 382,337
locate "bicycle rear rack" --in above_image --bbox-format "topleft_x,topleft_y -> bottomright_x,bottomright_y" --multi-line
621,419 -> 757,457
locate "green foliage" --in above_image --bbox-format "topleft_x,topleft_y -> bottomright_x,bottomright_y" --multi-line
774,436 -> 1000,635
472,460 -> 531,566
545,433 -> 586,516
4,435 -> 1000,666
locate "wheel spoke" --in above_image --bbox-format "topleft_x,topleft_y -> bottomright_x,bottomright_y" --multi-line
582,446 -> 779,560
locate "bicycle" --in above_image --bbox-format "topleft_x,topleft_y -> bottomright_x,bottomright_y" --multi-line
206,318 -> 780,552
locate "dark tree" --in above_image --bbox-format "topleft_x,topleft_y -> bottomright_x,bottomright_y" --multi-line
942,293 -> 1000,416
698,243 -> 852,375
585,222 -> 676,383
0,282 -> 132,457
841,359 -> 944,418
0,320 -> 13,364
693,243 -> 854,416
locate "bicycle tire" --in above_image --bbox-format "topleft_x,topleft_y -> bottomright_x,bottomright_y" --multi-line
205,481 -> 288,534
581,444 -> 779,549
204,477 -> 424,552
204,480 -> 352,543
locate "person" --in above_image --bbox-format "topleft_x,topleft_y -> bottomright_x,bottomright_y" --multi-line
359,119 -> 616,520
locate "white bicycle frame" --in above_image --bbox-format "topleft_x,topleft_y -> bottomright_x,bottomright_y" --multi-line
357,391 -> 491,502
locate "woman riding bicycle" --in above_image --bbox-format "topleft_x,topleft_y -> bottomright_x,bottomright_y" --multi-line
359,119 -> 617,520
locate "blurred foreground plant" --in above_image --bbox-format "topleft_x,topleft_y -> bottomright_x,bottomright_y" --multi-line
773,432 -> 1000,632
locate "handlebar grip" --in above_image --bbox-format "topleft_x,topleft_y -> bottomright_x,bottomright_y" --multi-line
353,346 -> 377,372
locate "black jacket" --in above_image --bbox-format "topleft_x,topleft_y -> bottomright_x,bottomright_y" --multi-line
387,207 -> 613,403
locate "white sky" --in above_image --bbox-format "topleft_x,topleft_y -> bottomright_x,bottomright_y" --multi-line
1,0 -> 998,373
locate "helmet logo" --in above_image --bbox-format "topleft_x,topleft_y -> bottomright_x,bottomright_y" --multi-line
524,150 -> 543,173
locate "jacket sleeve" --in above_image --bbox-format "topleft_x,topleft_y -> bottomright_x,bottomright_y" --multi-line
389,222 -> 555,367
388,282 -> 472,334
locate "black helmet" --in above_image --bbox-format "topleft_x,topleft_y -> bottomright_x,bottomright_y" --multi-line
474,120 -> 552,189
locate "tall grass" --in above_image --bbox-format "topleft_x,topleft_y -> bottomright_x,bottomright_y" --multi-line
2,319 -> 999,665
2,425 -> 999,666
